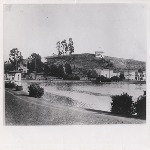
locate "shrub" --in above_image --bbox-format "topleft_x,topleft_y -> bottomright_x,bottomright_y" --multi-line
96,75 -> 111,82
119,73 -> 125,80
5,82 -> 15,88
16,85 -> 23,91
28,83 -> 44,98
63,74 -> 80,80
110,76 -> 120,82
111,92 -> 134,116
134,95 -> 146,119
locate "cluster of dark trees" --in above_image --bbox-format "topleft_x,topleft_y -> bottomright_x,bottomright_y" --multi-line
27,53 -> 43,73
26,53 -> 73,76
45,63 -> 72,77
96,74 -> 125,82
5,48 -> 73,77
87,70 -> 98,79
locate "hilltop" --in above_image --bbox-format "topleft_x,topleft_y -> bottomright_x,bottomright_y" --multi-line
45,53 -> 146,72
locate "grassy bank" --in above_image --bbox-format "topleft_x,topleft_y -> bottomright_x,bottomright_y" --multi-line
5,88 -> 145,125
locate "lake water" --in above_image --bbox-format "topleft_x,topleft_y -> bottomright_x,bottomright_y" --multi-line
40,82 -> 146,112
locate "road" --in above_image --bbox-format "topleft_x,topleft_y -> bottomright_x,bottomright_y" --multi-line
5,88 -> 145,125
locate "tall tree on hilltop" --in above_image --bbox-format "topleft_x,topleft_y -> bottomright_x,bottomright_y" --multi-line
68,38 -> 74,54
61,39 -> 68,55
56,38 -> 74,55
56,41 -> 63,55
9,48 -> 23,70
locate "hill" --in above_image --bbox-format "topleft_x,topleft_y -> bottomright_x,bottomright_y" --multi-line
45,53 -> 146,72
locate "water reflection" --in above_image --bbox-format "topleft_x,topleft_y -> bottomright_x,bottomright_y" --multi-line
42,82 -> 146,112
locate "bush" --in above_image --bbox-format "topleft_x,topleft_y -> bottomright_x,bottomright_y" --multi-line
134,95 -> 146,119
5,82 -> 15,88
96,75 -> 111,82
16,85 -> 23,91
119,73 -> 125,80
111,93 -> 134,116
63,74 -> 80,80
110,76 -> 120,82
28,83 -> 44,98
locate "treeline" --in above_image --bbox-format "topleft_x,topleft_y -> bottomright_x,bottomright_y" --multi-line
44,63 -> 72,77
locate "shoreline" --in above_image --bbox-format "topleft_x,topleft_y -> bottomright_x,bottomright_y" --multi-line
21,79 -> 146,84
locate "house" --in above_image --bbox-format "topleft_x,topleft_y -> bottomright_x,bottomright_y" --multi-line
142,71 -> 146,81
124,70 -> 138,80
6,71 -> 22,86
95,51 -> 104,58
138,71 -> 146,81
18,59 -> 31,73
95,68 -> 114,78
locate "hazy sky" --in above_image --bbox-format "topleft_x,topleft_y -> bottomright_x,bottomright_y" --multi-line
3,4 -> 147,62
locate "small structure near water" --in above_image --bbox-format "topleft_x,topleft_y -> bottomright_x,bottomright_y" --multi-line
5,71 -> 23,90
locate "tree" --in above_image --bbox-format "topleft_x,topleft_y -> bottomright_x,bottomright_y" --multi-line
43,63 -> 51,74
119,73 -> 125,80
68,38 -> 74,54
65,63 -> 72,75
61,39 -> 68,54
9,48 -> 23,70
50,64 -> 58,76
27,53 -> 43,73
57,64 -> 65,77
87,70 -> 98,80
56,41 -> 63,55
4,63 -> 15,73
56,38 -> 74,55
138,68 -> 143,73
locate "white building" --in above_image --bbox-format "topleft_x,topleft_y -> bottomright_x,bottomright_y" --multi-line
6,71 -> 22,86
124,70 -> 137,80
95,68 -> 116,78
140,71 -> 146,81
95,51 -> 104,58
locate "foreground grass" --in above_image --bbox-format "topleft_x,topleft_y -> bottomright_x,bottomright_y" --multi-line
5,88 -> 145,125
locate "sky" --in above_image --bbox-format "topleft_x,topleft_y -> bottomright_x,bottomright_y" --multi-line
3,4 -> 147,62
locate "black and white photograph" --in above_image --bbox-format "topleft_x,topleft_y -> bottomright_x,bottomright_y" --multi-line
3,3 -> 147,126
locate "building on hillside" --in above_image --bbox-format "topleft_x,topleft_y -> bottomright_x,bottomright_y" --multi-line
111,70 -> 120,77
124,69 -> 146,81
18,59 -> 31,73
95,51 -> 104,58
124,70 -> 138,80
95,68 -> 115,78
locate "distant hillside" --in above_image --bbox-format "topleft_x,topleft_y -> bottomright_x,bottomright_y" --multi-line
45,53 -> 146,72
104,56 -> 146,70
